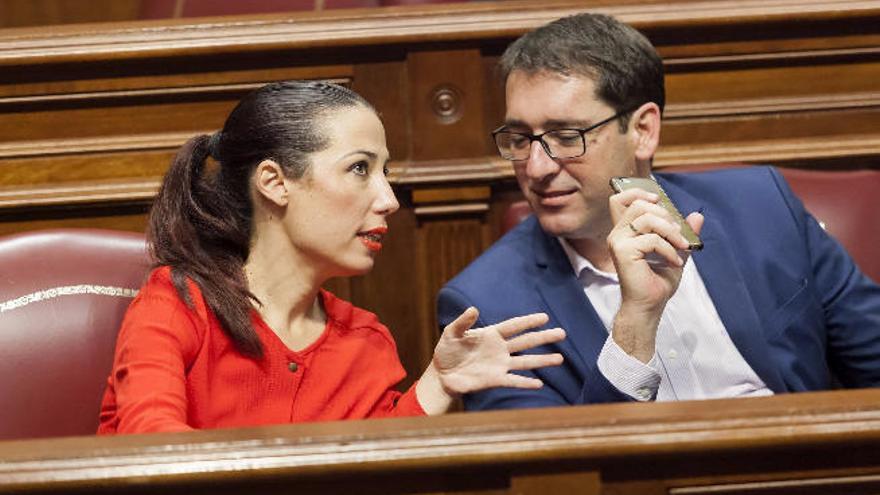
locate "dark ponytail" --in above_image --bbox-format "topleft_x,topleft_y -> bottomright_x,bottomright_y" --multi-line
148,81 -> 372,358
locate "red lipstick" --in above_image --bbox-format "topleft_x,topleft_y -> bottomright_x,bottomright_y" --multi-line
357,226 -> 388,252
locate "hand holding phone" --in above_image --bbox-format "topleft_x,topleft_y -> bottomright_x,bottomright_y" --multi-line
609,176 -> 703,251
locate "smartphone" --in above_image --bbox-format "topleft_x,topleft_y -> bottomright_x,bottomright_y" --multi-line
609,176 -> 703,251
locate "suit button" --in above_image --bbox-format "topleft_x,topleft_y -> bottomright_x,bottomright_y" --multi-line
288,362 -> 299,373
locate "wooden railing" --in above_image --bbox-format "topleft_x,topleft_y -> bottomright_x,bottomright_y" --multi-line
3,389 -> 880,494
1,0 -> 878,383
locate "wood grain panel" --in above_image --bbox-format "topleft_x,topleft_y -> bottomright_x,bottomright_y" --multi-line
0,152 -> 171,187
0,0 -> 141,28
2,389 -> 880,494
416,216 -> 491,344
0,0 -> 876,66
0,61 -> 353,99
669,475 -> 880,495
660,108 -> 880,166
0,209 -> 148,236
666,63 -> 880,105
352,58 -> 411,162
407,49 -> 489,161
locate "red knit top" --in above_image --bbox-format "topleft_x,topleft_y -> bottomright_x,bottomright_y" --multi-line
98,267 -> 425,434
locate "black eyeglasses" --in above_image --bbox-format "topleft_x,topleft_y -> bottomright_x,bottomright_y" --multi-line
491,107 -> 637,161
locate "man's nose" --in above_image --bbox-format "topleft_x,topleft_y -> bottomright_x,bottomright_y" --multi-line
524,139 -> 560,181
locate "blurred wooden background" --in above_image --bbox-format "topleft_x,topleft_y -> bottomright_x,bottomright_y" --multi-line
0,0 -> 468,27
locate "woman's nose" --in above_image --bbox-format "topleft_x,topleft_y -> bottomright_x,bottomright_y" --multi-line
374,178 -> 400,216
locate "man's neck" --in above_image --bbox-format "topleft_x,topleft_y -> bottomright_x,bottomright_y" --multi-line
566,236 -> 615,273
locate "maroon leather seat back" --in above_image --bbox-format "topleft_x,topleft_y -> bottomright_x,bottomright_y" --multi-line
778,168 -> 880,283
0,229 -> 149,440
501,167 -> 880,283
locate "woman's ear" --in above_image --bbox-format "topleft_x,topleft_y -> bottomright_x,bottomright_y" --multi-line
253,160 -> 289,207
630,102 -> 661,163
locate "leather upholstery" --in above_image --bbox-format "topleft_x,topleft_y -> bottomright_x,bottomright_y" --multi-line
0,229 -> 149,440
778,168 -> 879,282
501,167 -> 880,283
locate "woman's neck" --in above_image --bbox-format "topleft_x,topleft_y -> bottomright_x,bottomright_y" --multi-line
245,229 -> 328,352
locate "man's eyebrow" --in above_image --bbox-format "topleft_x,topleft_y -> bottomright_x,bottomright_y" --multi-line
502,119 -> 530,130
502,118 -> 593,130
544,118 -> 592,128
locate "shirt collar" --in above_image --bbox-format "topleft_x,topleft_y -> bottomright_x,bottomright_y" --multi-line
557,237 -> 618,283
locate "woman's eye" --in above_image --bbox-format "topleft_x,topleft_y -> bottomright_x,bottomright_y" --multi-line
350,161 -> 369,175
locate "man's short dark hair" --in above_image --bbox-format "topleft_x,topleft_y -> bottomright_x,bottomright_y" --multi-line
499,13 -> 665,125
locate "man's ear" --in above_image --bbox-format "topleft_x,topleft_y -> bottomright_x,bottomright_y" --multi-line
253,159 -> 289,207
630,102 -> 661,163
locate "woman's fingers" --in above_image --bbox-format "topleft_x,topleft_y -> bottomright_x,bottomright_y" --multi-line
508,353 -> 564,371
490,312 -> 550,339
501,373 -> 545,390
444,306 -> 480,338
506,327 -> 566,353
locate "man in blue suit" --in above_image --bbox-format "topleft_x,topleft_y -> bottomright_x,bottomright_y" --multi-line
437,13 -> 880,409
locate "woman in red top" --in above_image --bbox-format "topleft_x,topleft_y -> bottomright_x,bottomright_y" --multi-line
98,81 -> 565,434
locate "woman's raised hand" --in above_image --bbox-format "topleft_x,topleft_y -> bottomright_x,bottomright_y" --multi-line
431,307 -> 565,394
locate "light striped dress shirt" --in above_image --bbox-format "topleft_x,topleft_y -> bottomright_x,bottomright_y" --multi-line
559,239 -> 773,402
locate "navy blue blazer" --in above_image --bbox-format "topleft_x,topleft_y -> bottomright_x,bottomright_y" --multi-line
438,166 -> 880,410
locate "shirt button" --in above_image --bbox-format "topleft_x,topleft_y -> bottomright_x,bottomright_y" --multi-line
288,361 -> 299,373
636,387 -> 652,401
668,349 -> 678,360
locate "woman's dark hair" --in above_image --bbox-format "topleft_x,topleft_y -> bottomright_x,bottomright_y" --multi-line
499,13 -> 664,129
148,80 -> 372,358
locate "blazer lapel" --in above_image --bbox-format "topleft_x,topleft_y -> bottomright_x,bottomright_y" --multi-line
529,219 -> 609,372
660,176 -> 787,393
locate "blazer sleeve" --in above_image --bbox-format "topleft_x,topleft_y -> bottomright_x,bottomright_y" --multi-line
772,168 -> 880,387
